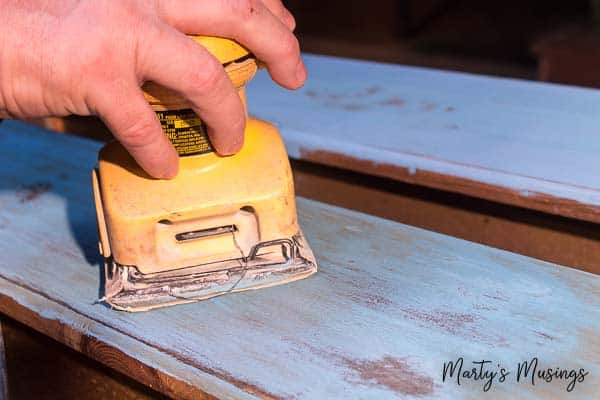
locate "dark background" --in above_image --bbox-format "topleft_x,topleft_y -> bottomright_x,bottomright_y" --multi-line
286,0 -> 600,87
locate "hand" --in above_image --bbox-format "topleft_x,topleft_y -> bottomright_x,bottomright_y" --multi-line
0,0 -> 305,178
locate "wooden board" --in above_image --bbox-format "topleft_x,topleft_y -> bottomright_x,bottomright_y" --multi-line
0,320 -> 7,400
248,54 -> 600,223
21,118 -> 600,273
292,161 -> 600,274
0,120 -> 598,399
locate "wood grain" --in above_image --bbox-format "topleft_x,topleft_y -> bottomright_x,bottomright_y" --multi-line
0,120 -> 598,399
248,54 -> 600,223
2,316 -> 167,400
0,319 -> 7,400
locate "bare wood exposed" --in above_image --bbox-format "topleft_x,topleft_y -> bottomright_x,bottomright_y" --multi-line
0,121 -> 598,399
0,319 -> 8,400
248,54 -> 600,224
292,160 -> 600,274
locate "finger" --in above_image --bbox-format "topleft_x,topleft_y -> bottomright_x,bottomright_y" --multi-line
156,0 -> 306,89
157,0 -> 294,31
94,80 -> 179,179
261,0 -> 296,31
137,24 -> 246,155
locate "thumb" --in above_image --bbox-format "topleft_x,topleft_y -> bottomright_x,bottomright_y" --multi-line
94,83 -> 179,179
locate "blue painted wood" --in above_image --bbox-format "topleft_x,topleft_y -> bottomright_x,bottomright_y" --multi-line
0,120 -> 598,399
248,54 -> 600,222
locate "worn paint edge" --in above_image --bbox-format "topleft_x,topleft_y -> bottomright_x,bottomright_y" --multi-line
279,130 -> 600,223
0,275 -> 269,400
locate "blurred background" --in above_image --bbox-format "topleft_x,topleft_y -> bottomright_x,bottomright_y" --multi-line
287,0 -> 600,87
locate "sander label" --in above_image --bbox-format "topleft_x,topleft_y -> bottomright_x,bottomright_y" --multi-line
156,109 -> 214,156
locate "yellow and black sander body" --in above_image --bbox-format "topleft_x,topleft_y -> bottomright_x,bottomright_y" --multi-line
92,37 -> 317,311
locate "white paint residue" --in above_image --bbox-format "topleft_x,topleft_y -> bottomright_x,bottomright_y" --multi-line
248,55 -> 600,208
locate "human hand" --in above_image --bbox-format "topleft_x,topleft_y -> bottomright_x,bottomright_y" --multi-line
0,0 -> 305,178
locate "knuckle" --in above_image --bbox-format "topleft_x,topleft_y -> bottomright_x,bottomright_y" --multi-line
274,2 -> 296,28
286,12 -> 297,31
119,117 -> 158,148
187,59 -> 224,95
226,0 -> 262,19
279,34 -> 300,58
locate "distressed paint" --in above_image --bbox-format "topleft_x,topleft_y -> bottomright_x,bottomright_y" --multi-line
248,54 -> 600,220
0,121 -> 598,399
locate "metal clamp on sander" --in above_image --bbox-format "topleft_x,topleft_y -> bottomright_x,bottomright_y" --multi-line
92,36 -> 317,312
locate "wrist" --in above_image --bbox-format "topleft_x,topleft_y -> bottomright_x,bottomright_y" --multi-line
0,3 -> 56,119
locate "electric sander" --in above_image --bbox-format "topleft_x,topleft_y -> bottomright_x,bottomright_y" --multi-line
92,36 -> 317,312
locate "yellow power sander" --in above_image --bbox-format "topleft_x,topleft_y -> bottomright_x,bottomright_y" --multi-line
92,36 -> 317,311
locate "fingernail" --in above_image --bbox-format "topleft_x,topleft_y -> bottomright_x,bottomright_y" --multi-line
220,134 -> 244,156
296,58 -> 307,85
